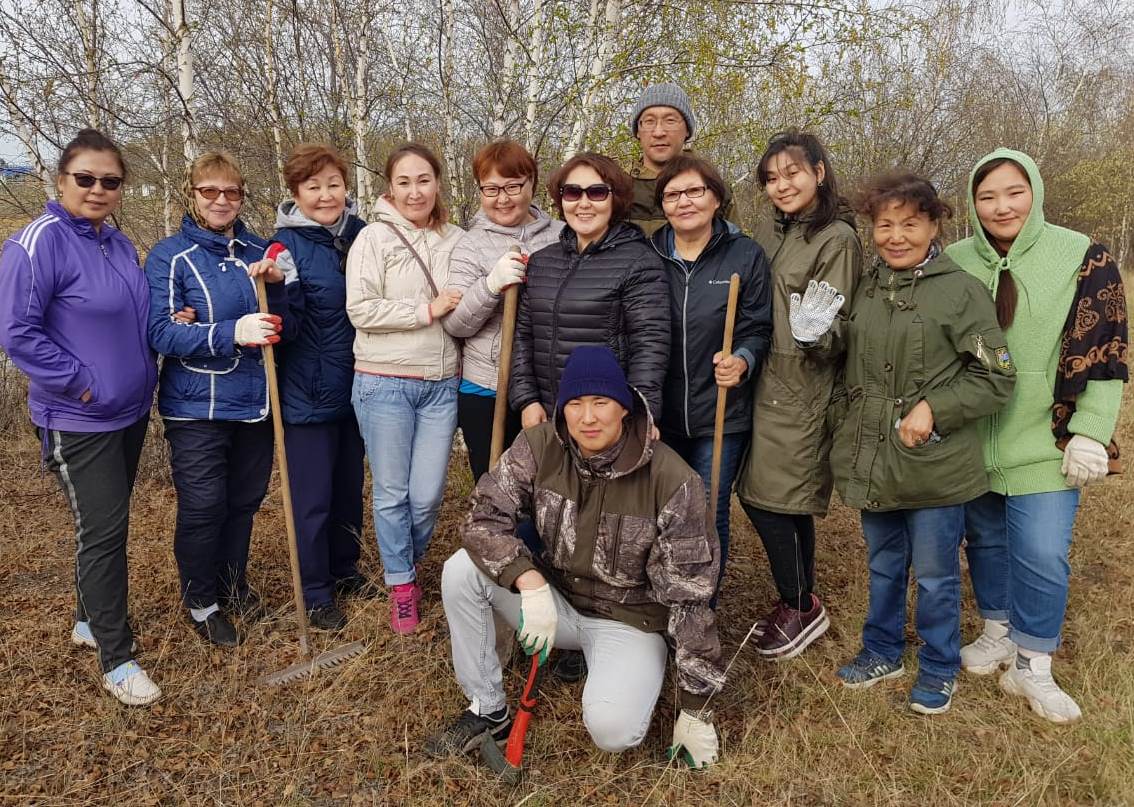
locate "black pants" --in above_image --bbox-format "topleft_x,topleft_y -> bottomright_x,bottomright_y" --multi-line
742,503 -> 816,611
164,419 -> 274,609
284,416 -> 365,608
457,391 -> 522,483
41,416 -> 149,673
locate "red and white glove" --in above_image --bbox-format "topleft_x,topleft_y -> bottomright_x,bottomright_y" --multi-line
234,313 -> 282,346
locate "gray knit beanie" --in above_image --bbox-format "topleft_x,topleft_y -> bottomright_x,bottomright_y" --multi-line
629,83 -> 696,140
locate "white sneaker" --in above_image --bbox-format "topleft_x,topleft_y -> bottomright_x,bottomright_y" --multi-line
101,661 -> 162,706
961,619 -> 1016,674
71,621 -> 138,653
999,655 -> 1081,723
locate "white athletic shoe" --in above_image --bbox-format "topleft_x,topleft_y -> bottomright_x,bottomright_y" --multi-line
71,621 -> 137,653
999,655 -> 1081,724
101,661 -> 162,707
961,619 -> 1016,675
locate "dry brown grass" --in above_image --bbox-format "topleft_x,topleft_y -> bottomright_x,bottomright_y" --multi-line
1,378 -> 1132,806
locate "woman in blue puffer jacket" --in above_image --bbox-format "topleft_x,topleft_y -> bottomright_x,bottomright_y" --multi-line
260,144 -> 371,632
145,151 -> 286,647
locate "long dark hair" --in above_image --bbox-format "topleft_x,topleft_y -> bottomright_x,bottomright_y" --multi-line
973,157 -> 1027,329
57,128 -> 128,179
757,129 -> 841,240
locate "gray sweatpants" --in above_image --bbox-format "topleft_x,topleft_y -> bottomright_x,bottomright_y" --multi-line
441,549 -> 668,752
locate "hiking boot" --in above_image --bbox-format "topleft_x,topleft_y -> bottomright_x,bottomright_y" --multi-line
755,595 -> 830,660
335,574 -> 381,601
190,611 -> 241,647
424,706 -> 512,758
220,588 -> 268,622
551,650 -> 587,683
71,621 -> 137,653
961,619 -> 1016,675
390,583 -> 420,634
837,648 -> 905,689
999,654 -> 1081,723
102,660 -> 162,706
307,603 -> 348,632
909,673 -> 956,715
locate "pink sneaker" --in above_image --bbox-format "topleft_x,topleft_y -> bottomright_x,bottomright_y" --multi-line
390,584 -> 420,634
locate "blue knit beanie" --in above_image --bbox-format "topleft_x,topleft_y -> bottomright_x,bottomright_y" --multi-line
630,83 -> 696,140
556,346 -> 633,412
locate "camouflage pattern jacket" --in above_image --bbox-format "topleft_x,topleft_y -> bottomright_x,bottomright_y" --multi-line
462,394 -> 725,708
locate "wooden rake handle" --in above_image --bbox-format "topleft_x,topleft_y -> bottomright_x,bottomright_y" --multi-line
489,285 -> 520,468
709,273 -> 742,511
256,277 -> 311,657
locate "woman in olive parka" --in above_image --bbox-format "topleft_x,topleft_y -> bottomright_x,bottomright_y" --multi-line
823,173 -> 1015,715
734,130 -> 863,660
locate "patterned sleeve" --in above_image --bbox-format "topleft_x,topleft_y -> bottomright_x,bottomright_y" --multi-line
646,474 -> 726,709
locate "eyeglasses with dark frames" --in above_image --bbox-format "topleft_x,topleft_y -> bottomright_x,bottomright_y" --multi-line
479,179 -> 529,198
193,186 -> 245,202
559,183 -> 612,202
661,185 -> 709,204
63,172 -> 123,191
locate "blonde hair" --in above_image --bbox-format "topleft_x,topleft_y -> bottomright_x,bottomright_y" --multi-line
181,151 -> 245,228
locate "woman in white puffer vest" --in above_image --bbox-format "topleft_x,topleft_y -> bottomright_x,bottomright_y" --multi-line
346,143 -> 465,634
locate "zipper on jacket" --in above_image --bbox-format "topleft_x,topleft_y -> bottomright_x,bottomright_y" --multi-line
607,513 -> 625,577
548,252 -> 582,402
100,237 -> 150,417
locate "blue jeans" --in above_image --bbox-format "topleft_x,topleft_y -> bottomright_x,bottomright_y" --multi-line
860,505 -> 965,681
664,432 -> 748,595
964,489 -> 1080,652
352,374 -> 458,585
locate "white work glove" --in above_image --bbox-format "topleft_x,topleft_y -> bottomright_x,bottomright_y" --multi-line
1061,434 -> 1110,488
486,249 -> 527,295
789,279 -> 845,343
516,583 -> 557,663
234,313 -> 282,346
668,709 -> 719,769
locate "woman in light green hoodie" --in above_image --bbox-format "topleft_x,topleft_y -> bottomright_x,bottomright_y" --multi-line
945,149 -> 1128,723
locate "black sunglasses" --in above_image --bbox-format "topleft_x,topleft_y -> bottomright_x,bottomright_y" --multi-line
194,186 -> 245,202
63,171 -> 123,191
559,183 -> 611,202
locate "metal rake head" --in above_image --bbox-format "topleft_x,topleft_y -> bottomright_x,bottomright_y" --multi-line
258,640 -> 367,686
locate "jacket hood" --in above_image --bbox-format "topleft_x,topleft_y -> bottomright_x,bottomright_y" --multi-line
554,387 -> 655,479
865,249 -> 965,312
560,219 -> 646,254
178,214 -> 259,255
372,196 -> 427,231
274,198 -> 360,235
965,148 -> 1047,265
468,205 -> 556,239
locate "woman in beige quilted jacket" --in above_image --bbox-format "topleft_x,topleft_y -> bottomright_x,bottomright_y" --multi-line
346,143 -> 465,634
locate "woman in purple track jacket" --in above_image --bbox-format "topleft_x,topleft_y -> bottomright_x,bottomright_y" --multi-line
0,129 -> 160,707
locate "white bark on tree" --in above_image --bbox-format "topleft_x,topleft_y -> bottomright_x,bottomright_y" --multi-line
439,0 -> 460,199
523,0 -> 548,151
564,0 -> 622,157
0,60 -> 54,200
170,0 -> 197,165
264,0 -> 287,196
74,0 -> 101,129
490,0 -> 521,139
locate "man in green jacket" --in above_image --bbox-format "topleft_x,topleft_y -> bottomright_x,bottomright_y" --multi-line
628,83 -> 732,235
426,346 -> 723,768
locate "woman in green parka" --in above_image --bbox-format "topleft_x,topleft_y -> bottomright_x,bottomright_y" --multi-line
827,172 -> 1015,715
734,130 -> 863,660
946,149 -> 1128,724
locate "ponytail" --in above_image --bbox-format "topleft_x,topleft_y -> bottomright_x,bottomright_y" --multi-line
996,270 -> 1018,329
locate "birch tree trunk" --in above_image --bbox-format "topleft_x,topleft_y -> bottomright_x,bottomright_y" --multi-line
264,0 -> 287,196
439,0 -> 461,203
0,62 -> 54,200
74,0 -> 101,128
490,0 -> 521,139
523,0 -> 548,151
352,24 -> 375,214
170,0 -> 197,165
564,0 -> 621,157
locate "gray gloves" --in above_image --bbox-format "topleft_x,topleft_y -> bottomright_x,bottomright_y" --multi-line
789,280 -> 845,343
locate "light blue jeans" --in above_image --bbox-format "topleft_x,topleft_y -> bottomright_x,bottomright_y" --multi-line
352,374 -> 458,585
964,489 -> 1080,652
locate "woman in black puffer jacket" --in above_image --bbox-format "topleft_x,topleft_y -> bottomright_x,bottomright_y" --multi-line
510,153 -> 669,427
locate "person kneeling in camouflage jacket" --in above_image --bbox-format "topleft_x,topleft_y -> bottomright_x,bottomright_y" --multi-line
426,345 -> 725,768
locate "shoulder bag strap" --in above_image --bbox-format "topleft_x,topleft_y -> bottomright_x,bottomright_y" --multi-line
383,221 -> 439,296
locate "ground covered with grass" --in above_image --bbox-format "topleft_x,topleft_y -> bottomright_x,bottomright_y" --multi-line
1,383 -> 1132,806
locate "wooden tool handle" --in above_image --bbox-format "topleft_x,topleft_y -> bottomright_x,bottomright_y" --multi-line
709,273 -> 742,511
489,285 -> 520,469
256,277 -> 311,657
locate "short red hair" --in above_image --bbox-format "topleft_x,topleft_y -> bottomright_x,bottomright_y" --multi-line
284,144 -> 350,194
472,140 -> 539,188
